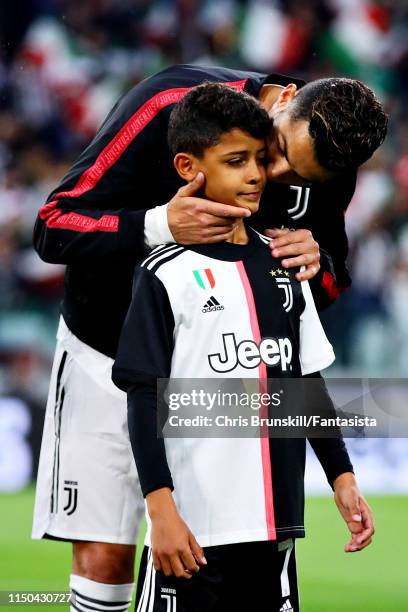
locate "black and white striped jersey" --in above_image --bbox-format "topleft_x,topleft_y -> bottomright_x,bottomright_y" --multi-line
113,229 -> 353,547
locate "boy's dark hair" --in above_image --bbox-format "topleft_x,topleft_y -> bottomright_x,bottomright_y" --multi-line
168,82 -> 271,157
289,78 -> 388,172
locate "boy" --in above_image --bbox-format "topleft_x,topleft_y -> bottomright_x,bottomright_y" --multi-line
112,83 -> 364,611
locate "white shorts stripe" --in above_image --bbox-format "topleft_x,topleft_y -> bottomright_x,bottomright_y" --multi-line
137,550 -> 153,612
148,560 -> 156,612
280,538 -> 294,598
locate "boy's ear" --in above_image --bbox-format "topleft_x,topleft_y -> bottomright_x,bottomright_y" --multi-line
173,152 -> 199,182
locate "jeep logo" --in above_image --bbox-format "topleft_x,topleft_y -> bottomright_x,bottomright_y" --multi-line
208,333 -> 292,373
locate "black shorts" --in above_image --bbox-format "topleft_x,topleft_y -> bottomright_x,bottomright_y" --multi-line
135,539 -> 299,612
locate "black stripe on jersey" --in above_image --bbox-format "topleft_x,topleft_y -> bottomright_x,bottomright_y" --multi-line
148,247 -> 185,274
51,351 -> 67,514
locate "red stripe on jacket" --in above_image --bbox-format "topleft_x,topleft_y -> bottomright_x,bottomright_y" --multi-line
39,80 -> 248,233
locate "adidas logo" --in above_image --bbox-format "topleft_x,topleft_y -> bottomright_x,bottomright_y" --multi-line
202,296 -> 225,313
280,599 -> 293,611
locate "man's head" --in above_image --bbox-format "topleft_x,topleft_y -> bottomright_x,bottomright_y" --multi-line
265,77 -> 388,184
168,82 -> 270,213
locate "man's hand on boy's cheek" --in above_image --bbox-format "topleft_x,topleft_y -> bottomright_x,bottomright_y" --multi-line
167,172 -> 250,244
265,228 -> 320,281
147,488 -> 206,579
333,472 -> 375,553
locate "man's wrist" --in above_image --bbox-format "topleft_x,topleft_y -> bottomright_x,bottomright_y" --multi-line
144,204 -> 175,248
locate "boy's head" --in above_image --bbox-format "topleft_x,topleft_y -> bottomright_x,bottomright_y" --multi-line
267,77 -> 388,184
168,82 -> 271,213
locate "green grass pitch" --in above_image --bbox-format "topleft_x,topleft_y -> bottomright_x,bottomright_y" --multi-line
0,487 -> 407,610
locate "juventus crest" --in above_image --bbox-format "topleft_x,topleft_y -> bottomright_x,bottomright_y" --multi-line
270,269 -> 293,313
288,186 -> 310,220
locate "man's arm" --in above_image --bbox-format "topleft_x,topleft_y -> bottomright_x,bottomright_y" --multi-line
33,80 -> 180,264
253,171 -> 356,307
34,66 -> 251,264
305,172 -> 355,308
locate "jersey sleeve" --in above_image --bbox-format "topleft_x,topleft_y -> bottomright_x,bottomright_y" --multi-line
127,383 -> 174,497
299,279 -> 335,375
112,266 -> 175,497
112,266 -> 175,389
305,372 -> 354,488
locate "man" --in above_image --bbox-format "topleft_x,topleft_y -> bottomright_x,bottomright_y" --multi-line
32,64 -> 387,612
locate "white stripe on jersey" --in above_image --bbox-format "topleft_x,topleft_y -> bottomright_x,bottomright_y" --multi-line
145,246 -> 185,271
141,244 -> 181,268
251,228 -> 271,244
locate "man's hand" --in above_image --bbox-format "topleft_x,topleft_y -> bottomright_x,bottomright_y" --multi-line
265,228 -> 320,281
147,488 -> 206,579
333,472 -> 375,553
167,172 -> 250,244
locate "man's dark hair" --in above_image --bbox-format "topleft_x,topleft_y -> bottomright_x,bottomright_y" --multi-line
288,78 -> 388,172
168,82 -> 271,158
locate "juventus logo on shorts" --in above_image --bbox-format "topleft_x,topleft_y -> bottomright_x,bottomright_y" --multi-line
63,480 -> 78,515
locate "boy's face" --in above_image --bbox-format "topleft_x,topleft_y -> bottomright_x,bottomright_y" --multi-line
175,128 -> 267,213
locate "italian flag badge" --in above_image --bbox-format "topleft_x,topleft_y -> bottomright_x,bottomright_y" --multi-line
193,268 -> 215,289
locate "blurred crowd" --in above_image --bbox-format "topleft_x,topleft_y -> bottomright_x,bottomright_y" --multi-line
1,0 -> 408,408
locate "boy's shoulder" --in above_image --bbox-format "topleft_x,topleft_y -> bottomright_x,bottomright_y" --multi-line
138,243 -> 188,277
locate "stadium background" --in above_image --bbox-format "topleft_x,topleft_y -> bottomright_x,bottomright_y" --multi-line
0,0 -> 407,610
